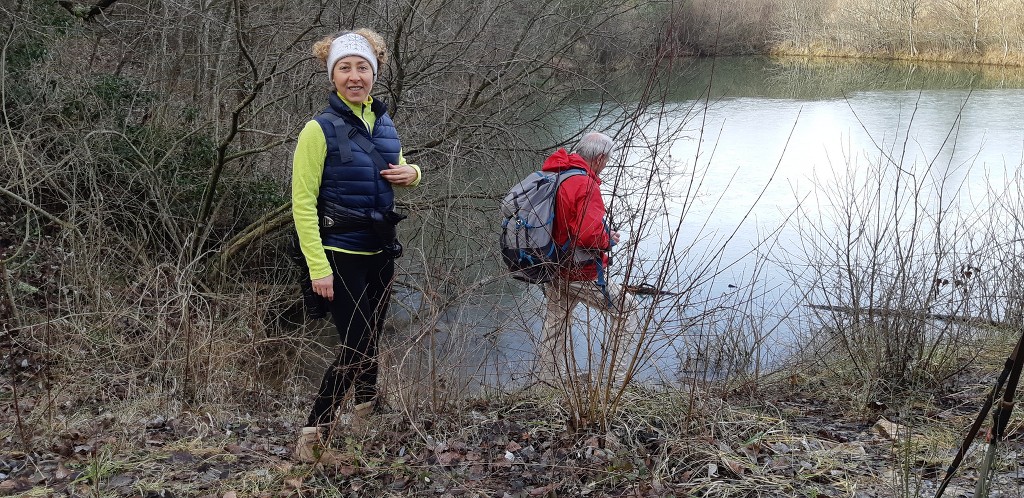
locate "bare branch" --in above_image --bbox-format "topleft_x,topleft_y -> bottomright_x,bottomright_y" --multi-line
0,184 -> 80,236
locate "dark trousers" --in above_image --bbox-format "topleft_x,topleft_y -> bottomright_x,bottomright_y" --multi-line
306,251 -> 394,427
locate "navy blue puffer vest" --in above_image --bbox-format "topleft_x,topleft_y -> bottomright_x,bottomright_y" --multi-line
314,93 -> 402,251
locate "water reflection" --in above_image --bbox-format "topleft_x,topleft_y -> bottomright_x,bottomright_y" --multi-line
661,56 -> 1024,102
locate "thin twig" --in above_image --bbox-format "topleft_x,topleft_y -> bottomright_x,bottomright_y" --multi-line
0,185 -> 81,237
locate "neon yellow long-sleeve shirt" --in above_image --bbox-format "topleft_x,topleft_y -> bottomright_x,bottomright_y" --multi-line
292,94 -> 421,280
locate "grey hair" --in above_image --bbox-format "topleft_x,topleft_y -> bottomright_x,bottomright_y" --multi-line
573,132 -> 614,163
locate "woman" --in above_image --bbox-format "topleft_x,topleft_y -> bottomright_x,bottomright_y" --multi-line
292,28 -> 420,463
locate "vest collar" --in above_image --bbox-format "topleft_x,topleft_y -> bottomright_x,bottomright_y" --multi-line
329,92 -> 388,117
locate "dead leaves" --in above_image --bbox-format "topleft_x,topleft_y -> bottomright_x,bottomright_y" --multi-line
436,450 -> 461,466
0,387 -> 974,498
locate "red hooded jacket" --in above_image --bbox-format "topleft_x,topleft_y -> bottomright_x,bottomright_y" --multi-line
542,148 -> 610,281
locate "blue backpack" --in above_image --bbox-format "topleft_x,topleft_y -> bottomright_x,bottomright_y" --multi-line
499,169 -> 587,283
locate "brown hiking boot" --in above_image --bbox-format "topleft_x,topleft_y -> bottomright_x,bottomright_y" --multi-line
348,400 -> 376,430
293,427 -> 349,465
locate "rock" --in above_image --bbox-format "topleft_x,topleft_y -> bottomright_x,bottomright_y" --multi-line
873,418 -> 909,441
168,451 -> 195,464
707,462 -> 719,478
106,474 -> 135,491
519,445 -> 538,462
145,415 -> 168,430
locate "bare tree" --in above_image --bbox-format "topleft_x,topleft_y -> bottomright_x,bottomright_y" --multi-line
771,0 -> 834,50
936,0 -> 988,52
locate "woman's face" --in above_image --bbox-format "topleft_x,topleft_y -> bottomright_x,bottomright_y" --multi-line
332,55 -> 374,103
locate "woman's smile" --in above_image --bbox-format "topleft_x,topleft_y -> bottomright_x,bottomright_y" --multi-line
333,55 -> 373,103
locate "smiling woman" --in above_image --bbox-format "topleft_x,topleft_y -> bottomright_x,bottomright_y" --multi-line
290,28 -> 422,464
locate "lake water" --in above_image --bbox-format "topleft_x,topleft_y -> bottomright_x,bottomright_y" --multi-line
392,57 -> 1024,389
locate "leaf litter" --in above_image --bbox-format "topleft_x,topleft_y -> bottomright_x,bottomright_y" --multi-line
2,374 -> 1024,497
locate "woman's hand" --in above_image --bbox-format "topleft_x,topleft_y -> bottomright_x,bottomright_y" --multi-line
380,164 -> 417,186
311,275 -> 334,301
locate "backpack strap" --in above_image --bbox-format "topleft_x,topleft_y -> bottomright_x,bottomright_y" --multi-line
323,111 -> 391,172
552,168 -> 588,254
555,168 -> 588,182
553,168 -> 599,264
553,168 -> 613,306
316,113 -> 350,160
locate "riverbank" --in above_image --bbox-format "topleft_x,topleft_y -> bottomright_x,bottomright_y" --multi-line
769,45 -> 1024,69
2,357 -> 1018,497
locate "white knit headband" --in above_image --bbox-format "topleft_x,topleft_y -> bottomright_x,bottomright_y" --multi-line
327,33 -> 378,82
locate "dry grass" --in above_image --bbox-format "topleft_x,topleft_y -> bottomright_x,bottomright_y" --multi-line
10,370 -> 1002,497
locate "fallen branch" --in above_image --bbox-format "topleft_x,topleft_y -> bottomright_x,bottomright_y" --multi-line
0,184 -> 81,236
624,283 -> 679,297
216,201 -> 293,273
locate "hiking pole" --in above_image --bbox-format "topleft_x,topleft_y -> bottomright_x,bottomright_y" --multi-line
934,327 -> 1024,498
974,326 -> 1024,498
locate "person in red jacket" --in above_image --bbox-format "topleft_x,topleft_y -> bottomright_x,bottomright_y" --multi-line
538,132 -> 639,384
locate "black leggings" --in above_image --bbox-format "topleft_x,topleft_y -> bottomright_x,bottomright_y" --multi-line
306,251 -> 394,427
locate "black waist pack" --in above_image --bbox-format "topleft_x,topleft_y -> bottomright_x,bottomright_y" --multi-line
319,207 -> 407,259
370,210 -> 407,258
